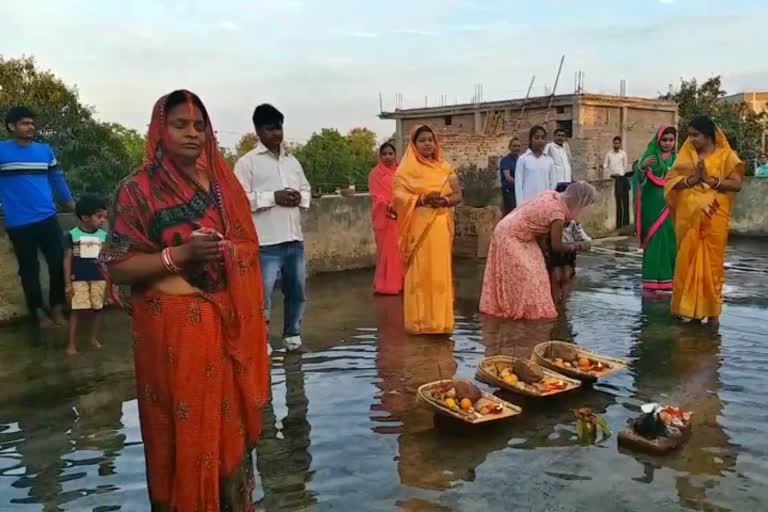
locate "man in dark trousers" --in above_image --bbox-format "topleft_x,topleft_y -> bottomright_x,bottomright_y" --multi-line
0,106 -> 75,327
498,137 -> 522,216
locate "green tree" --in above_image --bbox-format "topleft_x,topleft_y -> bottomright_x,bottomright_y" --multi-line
235,132 -> 259,157
661,76 -> 768,173
291,127 -> 378,193
0,56 -> 139,196
347,127 -> 378,183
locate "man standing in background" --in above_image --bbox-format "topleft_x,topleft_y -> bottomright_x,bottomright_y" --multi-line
544,128 -> 572,187
0,106 -> 74,328
603,136 -> 630,229
235,104 -> 311,353
498,137 -> 521,216
603,136 -> 628,178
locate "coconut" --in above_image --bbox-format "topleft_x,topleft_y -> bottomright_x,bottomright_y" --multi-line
547,343 -> 579,361
513,359 -> 545,384
453,381 -> 482,402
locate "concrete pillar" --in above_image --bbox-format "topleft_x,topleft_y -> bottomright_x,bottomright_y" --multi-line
395,118 -> 404,154
621,106 -> 628,150
474,111 -> 482,134
572,98 -> 583,139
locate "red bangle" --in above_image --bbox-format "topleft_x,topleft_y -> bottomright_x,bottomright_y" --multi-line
161,247 -> 181,273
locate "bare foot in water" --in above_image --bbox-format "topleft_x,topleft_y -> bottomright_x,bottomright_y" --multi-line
708,317 -> 720,332
50,305 -> 67,327
65,346 -> 79,356
90,338 -> 103,350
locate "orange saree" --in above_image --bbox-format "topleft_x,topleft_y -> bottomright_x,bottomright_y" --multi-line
392,127 -> 456,335
101,91 -> 269,511
664,128 -> 744,320
369,160 -> 404,295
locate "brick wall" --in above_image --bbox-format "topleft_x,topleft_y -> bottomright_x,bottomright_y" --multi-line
390,97 -> 677,180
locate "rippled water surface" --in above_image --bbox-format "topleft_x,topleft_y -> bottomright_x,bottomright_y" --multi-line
1,239 -> 766,511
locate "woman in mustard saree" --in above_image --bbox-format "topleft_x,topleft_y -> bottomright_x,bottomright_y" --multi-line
392,125 -> 462,335
664,115 -> 745,330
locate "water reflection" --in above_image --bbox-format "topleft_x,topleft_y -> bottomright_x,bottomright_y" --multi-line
255,354 -> 315,511
627,297 -> 737,509
0,366 -> 129,510
374,295 -> 495,491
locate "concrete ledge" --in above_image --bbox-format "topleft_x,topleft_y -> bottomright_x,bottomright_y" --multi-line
1,179 -> 764,322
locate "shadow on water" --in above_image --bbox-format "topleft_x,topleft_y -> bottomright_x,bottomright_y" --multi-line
0,239 -> 766,511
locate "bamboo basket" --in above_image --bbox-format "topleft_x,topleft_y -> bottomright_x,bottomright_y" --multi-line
618,416 -> 693,455
417,379 -> 522,424
475,356 -> 581,397
533,341 -> 627,383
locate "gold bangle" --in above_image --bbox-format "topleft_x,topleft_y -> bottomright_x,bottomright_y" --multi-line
684,176 -> 692,187
713,177 -> 721,190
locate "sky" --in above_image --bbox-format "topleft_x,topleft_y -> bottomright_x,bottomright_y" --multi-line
2,0 -> 767,147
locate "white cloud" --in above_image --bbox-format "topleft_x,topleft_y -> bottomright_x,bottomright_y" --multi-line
348,31 -> 378,39
217,21 -> 241,33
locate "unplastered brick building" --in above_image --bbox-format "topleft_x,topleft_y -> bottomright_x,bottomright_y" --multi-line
380,93 -> 678,181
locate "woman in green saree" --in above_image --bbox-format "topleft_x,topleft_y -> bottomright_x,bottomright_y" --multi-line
634,126 -> 678,291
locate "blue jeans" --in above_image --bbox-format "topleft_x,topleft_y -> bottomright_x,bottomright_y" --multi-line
259,241 -> 306,338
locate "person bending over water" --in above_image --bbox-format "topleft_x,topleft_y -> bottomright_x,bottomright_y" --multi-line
479,182 -> 596,320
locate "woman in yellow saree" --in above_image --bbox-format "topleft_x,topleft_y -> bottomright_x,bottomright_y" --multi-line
664,115 -> 745,330
392,125 -> 462,335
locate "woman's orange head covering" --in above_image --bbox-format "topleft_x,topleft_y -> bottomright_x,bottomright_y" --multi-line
107,90 -> 265,368
143,90 -> 257,246
405,124 -> 442,166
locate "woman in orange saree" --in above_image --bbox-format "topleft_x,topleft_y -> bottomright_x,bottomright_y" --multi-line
392,125 -> 461,335
664,115 -> 744,330
369,142 -> 404,295
100,90 -> 269,511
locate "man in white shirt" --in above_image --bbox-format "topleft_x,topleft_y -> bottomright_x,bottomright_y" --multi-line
603,136 -> 628,177
234,104 -> 311,353
603,135 -> 631,228
514,125 -> 556,205
543,128 -> 572,186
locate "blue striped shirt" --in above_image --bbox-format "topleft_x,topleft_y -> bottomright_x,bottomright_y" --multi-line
0,139 -> 73,228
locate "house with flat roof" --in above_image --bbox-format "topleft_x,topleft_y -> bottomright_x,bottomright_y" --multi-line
380,93 -> 678,180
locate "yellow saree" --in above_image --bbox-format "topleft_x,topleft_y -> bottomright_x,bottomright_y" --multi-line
663,128 -> 744,320
392,126 -> 457,334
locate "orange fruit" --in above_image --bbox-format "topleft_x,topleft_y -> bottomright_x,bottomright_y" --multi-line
444,398 -> 457,409
503,373 -> 519,384
578,357 -> 590,368
460,398 -> 473,411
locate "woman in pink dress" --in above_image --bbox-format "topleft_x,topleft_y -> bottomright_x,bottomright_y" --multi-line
368,142 -> 404,294
480,181 -> 597,320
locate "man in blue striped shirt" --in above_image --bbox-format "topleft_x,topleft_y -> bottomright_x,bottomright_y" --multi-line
1,106 -> 75,327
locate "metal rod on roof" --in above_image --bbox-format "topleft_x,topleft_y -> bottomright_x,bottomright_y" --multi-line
544,55 -> 566,129
514,74 -> 536,133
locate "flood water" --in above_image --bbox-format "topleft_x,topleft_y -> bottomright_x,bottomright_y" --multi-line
1,239 -> 766,511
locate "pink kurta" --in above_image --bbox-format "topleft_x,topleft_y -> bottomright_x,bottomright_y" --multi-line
369,162 -> 404,295
480,192 -> 568,319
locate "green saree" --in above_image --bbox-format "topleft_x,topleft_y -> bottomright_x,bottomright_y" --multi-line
633,126 -> 677,291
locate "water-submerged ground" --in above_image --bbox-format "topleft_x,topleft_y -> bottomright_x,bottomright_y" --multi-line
0,238 -> 766,511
